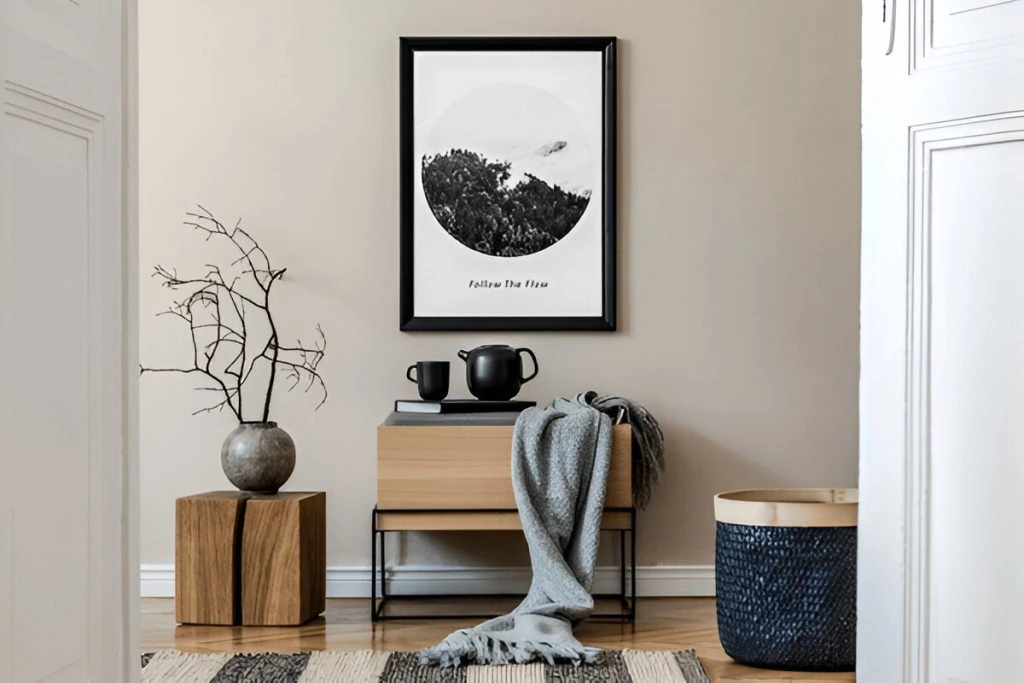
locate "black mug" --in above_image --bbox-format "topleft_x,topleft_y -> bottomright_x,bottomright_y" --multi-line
406,361 -> 450,401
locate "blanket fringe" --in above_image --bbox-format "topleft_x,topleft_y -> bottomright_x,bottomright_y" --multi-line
418,630 -> 600,668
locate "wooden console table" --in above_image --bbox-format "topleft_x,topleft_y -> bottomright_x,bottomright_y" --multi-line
372,415 -> 635,621
176,491 -> 326,626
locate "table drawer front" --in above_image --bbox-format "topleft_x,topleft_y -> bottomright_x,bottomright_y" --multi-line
376,510 -> 634,531
377,424 -> 632,509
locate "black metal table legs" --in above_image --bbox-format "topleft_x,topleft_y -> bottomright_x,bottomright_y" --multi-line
370,506 -> 636,623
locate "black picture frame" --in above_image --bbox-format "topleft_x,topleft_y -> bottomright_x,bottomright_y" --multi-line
399,36 -> 617,332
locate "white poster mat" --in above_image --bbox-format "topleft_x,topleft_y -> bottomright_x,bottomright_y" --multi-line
412,50 -> 605,318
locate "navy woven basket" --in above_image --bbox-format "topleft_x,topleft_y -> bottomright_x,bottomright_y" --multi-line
714,489 -> 857,671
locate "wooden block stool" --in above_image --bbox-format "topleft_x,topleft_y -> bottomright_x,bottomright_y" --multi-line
175,491 -> 326,626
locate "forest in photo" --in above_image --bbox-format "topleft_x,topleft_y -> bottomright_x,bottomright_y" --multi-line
421,149 -> 591,257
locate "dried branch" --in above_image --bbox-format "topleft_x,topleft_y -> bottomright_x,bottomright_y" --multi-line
140,206 -> 327,422
255,322 -> 328,412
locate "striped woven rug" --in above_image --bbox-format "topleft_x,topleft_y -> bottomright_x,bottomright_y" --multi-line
141,649 -> 709,682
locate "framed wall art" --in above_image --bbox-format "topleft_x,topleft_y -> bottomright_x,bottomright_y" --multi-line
399,36 -> 617,331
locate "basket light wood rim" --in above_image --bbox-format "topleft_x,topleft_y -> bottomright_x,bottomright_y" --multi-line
714,488 -> 858,527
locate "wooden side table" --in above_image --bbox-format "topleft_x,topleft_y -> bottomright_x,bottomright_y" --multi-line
372,417 -> 635,622
175,491 -> 326,626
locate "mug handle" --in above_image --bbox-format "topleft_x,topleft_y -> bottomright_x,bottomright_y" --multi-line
517,348 -> 539,383
406,364 -> 418,383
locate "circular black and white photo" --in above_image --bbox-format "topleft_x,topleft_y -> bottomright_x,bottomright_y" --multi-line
421,83 -> 594,258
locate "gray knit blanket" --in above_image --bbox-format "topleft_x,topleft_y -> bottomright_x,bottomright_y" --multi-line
419,393 -> 664,667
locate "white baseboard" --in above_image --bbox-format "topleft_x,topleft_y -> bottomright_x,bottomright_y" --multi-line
140,563 -> 715,599
140,564 -> 176,598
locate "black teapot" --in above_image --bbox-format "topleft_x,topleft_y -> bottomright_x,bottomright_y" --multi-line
457,345 -> 539,401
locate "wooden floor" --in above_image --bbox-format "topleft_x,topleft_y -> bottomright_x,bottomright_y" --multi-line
142,597 -> 855,682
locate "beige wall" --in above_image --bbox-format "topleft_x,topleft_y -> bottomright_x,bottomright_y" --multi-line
139,0 -> 860,572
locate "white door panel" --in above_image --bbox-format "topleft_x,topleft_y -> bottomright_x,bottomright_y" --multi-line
0,0 -> 134,681
5,1 -> 107,113
914,0 -> 1024,70
6,111 -> 91,683
928,137 -> 1024,681
861,0 -> 1024,681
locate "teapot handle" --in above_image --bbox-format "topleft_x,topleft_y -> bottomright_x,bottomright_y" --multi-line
516,347 -> 539,383
457,349 -> 469,361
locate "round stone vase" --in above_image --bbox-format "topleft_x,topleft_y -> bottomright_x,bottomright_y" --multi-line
220,421 -> 296,494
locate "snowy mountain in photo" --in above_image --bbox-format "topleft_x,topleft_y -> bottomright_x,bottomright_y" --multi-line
493,138 -> 592,197
424,83 -> 596,198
